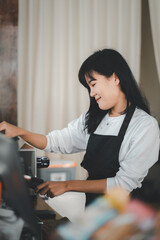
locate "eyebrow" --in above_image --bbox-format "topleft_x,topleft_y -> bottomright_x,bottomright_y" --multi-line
86,73 -> 96,84
88,78 -> 96,84
85,72 -> 96,85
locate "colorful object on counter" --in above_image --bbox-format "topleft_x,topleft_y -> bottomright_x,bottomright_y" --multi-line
106,187 -> 130,213
57,187 -> 159,240
126,199 -> 156,231
90,199 -> 157,240
57,188 -> 130,240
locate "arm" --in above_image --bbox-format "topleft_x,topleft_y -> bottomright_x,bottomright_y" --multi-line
0,113 -> 87,152
0,121 -> 47,149
36,179 -> 107,198
107,116 -> 160,192
45,113 -> 88,153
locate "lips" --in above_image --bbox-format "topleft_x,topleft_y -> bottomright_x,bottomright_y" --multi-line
96,97 -> 101,103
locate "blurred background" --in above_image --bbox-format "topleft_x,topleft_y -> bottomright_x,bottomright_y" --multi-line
0,0 -> 160,179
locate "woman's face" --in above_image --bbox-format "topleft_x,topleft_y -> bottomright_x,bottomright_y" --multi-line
86,71 -> 126,113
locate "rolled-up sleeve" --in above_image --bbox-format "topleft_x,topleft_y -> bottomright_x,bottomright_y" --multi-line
44,113 -> 89,154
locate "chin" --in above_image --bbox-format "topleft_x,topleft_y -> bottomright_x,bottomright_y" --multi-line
98,103 -> 112,111
99,106 -> 109,111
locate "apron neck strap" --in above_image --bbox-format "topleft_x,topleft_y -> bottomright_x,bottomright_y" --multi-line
118,105 -> 136,137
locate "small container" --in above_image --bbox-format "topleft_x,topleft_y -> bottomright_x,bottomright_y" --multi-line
37,159 -> 76,181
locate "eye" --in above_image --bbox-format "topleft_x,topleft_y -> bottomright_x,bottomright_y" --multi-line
90,81 -> 96,87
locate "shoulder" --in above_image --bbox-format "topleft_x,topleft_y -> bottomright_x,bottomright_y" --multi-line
67,112 -> 88,133
132,108 -> 159,127
68,112 -> 86,126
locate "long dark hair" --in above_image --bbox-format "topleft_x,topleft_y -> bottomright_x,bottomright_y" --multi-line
78,49 -> 150,133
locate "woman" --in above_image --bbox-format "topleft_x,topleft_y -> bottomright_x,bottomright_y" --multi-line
0,49 -> 159,206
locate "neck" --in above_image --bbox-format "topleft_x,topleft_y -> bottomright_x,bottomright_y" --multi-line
109,95 -> 127,117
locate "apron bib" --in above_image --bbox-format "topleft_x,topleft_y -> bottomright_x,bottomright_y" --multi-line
81,105 -> 135,206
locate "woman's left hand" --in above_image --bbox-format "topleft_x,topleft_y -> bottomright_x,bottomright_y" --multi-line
36,181 -> 68,198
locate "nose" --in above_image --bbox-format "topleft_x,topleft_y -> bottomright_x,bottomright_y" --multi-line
90,87 -> 96,97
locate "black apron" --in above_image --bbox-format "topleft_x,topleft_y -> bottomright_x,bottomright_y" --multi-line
81,105 -> 135,206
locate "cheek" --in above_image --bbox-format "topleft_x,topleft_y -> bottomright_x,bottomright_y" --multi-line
102,89 -> 119,105
102,89 -> 114,100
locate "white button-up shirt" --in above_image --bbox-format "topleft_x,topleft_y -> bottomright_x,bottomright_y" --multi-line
44,108 -> 160,193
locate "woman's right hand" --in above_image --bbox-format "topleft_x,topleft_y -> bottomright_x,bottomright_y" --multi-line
0,121 -> 21,138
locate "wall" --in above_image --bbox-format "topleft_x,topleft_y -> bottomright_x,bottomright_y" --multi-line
0,0 -> 18,125
140,0 -> 160,125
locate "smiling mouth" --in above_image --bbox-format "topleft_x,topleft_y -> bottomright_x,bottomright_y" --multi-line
96,97 -> 101,102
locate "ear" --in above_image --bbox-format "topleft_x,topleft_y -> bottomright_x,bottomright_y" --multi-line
113,73 -> 120,85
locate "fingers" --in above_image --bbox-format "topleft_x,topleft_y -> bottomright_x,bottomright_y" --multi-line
36,182 -> 49,194
0,121 -> 17,138
36,182 -> 54,198
0,121 -> 7,132
36,181 -> 49,191
36,181 -> 66,198
47,192 -> 54,198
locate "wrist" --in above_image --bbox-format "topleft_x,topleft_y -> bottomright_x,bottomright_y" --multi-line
18,127 -> 26,136
19,128 -> 31,138
65,180 -> 72,192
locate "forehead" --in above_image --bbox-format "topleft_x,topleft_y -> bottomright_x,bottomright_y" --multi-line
85,71 -> 98,83
85,71 -> 106,84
